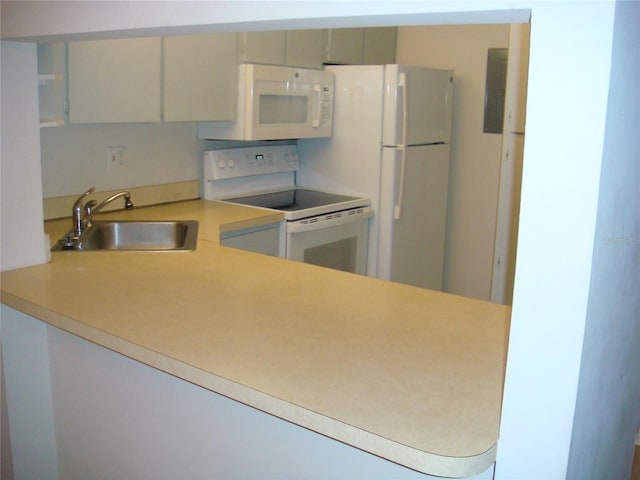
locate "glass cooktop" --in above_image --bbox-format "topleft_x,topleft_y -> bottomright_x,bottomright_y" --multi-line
224,188 -> 360,211
222,188 -> 369,220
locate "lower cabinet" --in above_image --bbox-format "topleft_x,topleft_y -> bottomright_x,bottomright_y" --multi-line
220,222 -> 282,256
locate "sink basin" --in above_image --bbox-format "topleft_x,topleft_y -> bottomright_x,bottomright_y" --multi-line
75,220 -> 198,251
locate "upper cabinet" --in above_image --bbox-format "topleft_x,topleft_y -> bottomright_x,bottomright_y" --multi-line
68,34 -> 239,123
323,28 -> 365,65
323,27 -> 397,65
285,30 -> 324,69
68,38 -> 162,123
163,34 -> 238,122
60,27 -> 397,125
237,30 -> 324,69
237,31 -> 286,66
363,27 -> 397,65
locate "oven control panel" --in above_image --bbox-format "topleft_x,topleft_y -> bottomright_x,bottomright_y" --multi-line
204,145 -> 299,180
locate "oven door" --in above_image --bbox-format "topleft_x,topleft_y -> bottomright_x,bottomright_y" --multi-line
285,207 -> 371,275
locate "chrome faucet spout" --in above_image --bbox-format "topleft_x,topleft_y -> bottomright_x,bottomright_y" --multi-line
70,188 -> 134,237
56,187 -> 134,250
84,191 -> 134,226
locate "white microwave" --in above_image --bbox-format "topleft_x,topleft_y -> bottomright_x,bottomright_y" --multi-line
198,64 -> 334,141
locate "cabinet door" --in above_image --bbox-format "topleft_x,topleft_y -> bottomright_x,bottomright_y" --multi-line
363,27 -> 397,65
323,28 -> 365,65
68,38 -> 161,123
237,31 -> 286,65
163,34 -> 237,122
285,30 -> 324,69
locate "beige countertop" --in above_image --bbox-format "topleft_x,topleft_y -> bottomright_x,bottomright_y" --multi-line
1,200 -> 510,478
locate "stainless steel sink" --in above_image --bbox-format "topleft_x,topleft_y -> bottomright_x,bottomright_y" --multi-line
63,220 -> 198,251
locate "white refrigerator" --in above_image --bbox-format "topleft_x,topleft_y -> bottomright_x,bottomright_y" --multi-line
297,64 -> 454,290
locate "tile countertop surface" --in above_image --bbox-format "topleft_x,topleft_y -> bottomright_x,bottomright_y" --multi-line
1,200 -> 511,478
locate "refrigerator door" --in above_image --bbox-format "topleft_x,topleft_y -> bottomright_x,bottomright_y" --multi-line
382,64 -> 454,147
378,144 -> 450,290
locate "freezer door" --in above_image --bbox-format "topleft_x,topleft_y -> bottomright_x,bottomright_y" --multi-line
383,64 -> 454,146
378,144 -> 450,290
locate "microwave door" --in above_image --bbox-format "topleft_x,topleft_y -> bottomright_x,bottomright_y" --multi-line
256,90 -> 308,126
198,64 -> 334,141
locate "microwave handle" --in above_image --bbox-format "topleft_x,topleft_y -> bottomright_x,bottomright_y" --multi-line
312,84 -> 322,128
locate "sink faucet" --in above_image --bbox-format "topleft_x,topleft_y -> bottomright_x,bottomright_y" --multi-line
71,187 -> 134,237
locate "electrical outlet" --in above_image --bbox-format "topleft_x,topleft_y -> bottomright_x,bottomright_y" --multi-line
107,146 -> 126,170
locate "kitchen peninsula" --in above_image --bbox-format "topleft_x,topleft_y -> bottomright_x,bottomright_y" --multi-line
1,199 -> 510,479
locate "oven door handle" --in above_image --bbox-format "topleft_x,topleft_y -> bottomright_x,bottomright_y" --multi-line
286,207 -> 372,234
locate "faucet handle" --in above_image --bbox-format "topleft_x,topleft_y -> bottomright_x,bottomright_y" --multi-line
79,186 -> 95,198
73,187 -> 95,209
84,200 -> 97,217
72,187 -> 95,237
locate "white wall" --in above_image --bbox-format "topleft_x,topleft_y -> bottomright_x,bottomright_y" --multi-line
395,24 -> 510,301
495,2 -> 619,477
0,42 -> 47,271
566,1 -> 640,477
2,1 -> 637,478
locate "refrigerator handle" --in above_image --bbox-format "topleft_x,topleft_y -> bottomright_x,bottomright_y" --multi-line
398,72 -> 408,147
393,146 -> 406,220
392,72 -> 408,220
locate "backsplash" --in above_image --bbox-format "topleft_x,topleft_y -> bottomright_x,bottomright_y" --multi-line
43,180 -> 200,220
40,122 -> 207,198
40,123 -> 298,215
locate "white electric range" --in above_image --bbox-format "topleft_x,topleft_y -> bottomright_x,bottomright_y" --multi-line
203,145 -> 371,275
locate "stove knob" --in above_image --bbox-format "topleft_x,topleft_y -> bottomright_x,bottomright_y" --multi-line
217,159 -> 226,169
226,159 -> 235,168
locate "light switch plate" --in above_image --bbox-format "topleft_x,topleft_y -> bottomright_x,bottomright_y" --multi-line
107,146 -> 126,170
